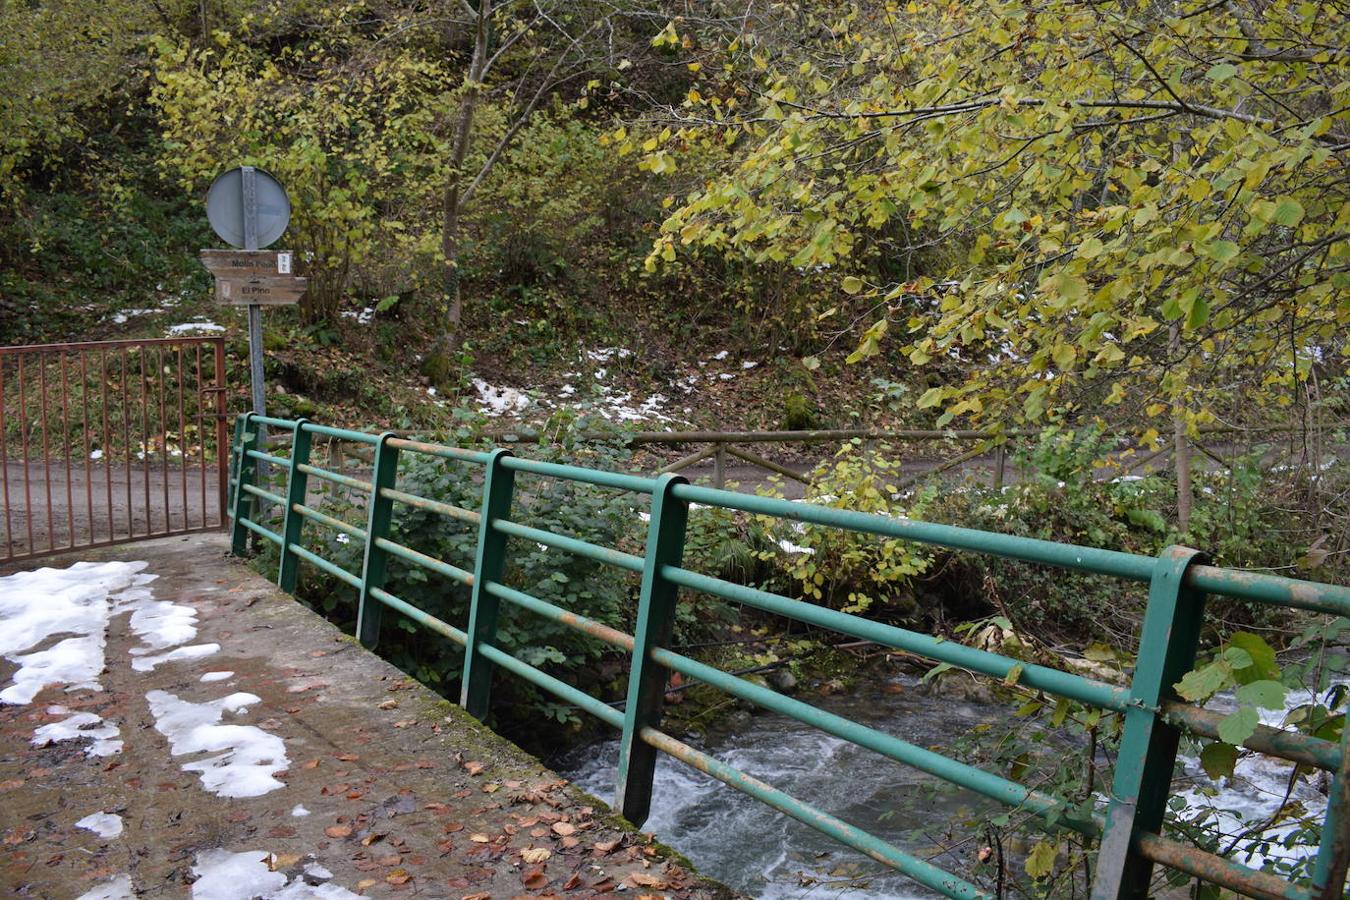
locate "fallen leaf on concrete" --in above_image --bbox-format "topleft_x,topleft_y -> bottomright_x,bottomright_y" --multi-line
0,780 -> 23,792
378,699 -> 399,710
482,784 -> 499,793
393,719 -> 416,728
324,825 -> 353,839
550,822 -> 575,837
560,836 -> 580,849
520,847 -> 551,864
562,873 -> 583,890
356,880 -> 376,889
376,854 -> 402,867
442,823 -> 464,833
360,833 -> 385,847
268,853 -> 302,869
592,838 -> 620,853
336,754 -> 360,762
385,868 -> 411,885
626,873 -> 667,889
267,826 -> 296,839
302,758 -> 321,769
469,833 -> 490,843
520,867 -> 548,889
463,761 -> 486,776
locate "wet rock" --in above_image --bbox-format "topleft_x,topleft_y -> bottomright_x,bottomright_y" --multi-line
766,669 -> 797,693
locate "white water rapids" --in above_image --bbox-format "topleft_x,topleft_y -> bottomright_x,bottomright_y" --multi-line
560,673 -> 1339,898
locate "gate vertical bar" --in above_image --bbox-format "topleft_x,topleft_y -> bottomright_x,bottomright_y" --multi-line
0,357 -> 10,558
356,432 -> 400,648
121,348 -> 132,539
80,351 -> 93,542
276,420 -> 311,592
231,413 -> 259,554
100,348 -> 113,543
38,351 -> 53,550
461,448 -> 516,720
18,355 -> 33,552
1091,545 -> 1206,899
158,346 -> 169,531
177,345 -> 187,530
195,344 -> 207,529
213,338 -> 229,525
616,472 -> 690,826
59,352 -> 73,547
140,347 -> 151,535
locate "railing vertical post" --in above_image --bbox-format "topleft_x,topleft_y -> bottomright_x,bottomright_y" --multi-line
276,420 -> 311,592
1311,715 -> 1350,898
615,472 -> 690,827
357,432 -> 401,649
229,413 -> 258,555
226,414 -> 245,517
1092,545 -> 1206,899
461,449 -> 516,720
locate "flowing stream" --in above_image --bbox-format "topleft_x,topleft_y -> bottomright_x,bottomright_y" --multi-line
558,672 -> 1338,899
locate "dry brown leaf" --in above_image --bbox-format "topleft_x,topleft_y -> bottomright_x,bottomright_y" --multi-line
469,833 -> 491,843
550,822 -> 575,837
269,853 -> 302,869
324,825 -> 353,839
376,854 -> 402,867
520,847 -> 551,864
592,838 -> 620,853
356,879 -> 377,889
463,761 -> 486,776
377,699 -> 399,710
385,868 -> 411,885
626,872 -> 667,889
361,833 -> 385,847
520,867 -> 549,889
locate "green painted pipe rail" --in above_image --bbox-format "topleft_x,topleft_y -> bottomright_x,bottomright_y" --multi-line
227,414 -> 1350,900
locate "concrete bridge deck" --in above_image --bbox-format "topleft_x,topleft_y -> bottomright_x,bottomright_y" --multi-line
0,534 -> 733,899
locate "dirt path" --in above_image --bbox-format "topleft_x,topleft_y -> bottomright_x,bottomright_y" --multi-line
0,534 -> 735,899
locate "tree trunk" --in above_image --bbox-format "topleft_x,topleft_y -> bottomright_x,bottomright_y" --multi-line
1169,323 -> 1192,533
426,0 -> 491,385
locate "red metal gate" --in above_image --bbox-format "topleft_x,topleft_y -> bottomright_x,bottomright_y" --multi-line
1,337 -> 230,565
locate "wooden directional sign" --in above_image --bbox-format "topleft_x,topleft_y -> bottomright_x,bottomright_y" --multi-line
200,249 -> 294,277
200,249 -> 306,306
215,274 -> 308,306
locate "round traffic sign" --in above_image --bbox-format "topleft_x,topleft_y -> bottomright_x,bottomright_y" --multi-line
205,166 -> 292,249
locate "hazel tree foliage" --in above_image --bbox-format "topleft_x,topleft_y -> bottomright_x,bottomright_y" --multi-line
631,1 -> 1349,432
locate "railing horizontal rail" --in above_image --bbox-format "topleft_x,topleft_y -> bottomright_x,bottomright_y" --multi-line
501,455 -> 657,494
491,518 -> 645,573
301,422 -> 380,445
224,413 -> 1350,900
292,503 -> 368,541
662,564 -> 1131,712
295,462 -> 372,492
374,537 -> 474,586
387,437 -> 491,465
368,586 -> 466,646
240,483 -> 286,507
245,449 -> 290,468
485,581 -> 635,651
289,543 -> 361,590
478,641 -> 626,729
238,516 -> 283,546
379,486 -> 480,524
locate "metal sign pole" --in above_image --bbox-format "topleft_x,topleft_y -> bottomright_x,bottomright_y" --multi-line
241,166 -> 266,418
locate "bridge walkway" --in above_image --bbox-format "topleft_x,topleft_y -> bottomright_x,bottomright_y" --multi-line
0,534 -> 733,899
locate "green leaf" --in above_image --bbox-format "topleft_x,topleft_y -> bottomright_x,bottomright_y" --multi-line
1025,840 -> 1057,879
1199,742 -> 1239,779
1206,63 -> 1237,82
1218,706 -> 1260,745
1272,198 -> 1305,227
841,275 -> 864,294
916,387 -> 945,409
1077,237 -> 1104,259
1175,660 -> 1230,702
1228,632 -> 1278,680
801,355 -> 821,371
1125,507 -> 1167,532
1003,662 -> 1024,686
1236,679 -> 1286,710
1204,240 -> 1240,262
1185,293 -> 1209,329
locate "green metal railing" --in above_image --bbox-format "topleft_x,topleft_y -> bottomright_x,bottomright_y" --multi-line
227,413 -> 1350,900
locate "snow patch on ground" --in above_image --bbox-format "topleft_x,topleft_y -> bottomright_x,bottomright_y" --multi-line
291,804 -> 310,817
167,321 -> 225,335
147,691 -> 289,798
191,849 -> 362,899
586,347 -> 633,363
132,643 -> 221,673
32,708 -> 123,757
75,874 -> 134,899
472,378 -> 531,415
0,561 -> 149,704
202,671 -> 235,683
75,812 -> 124,839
